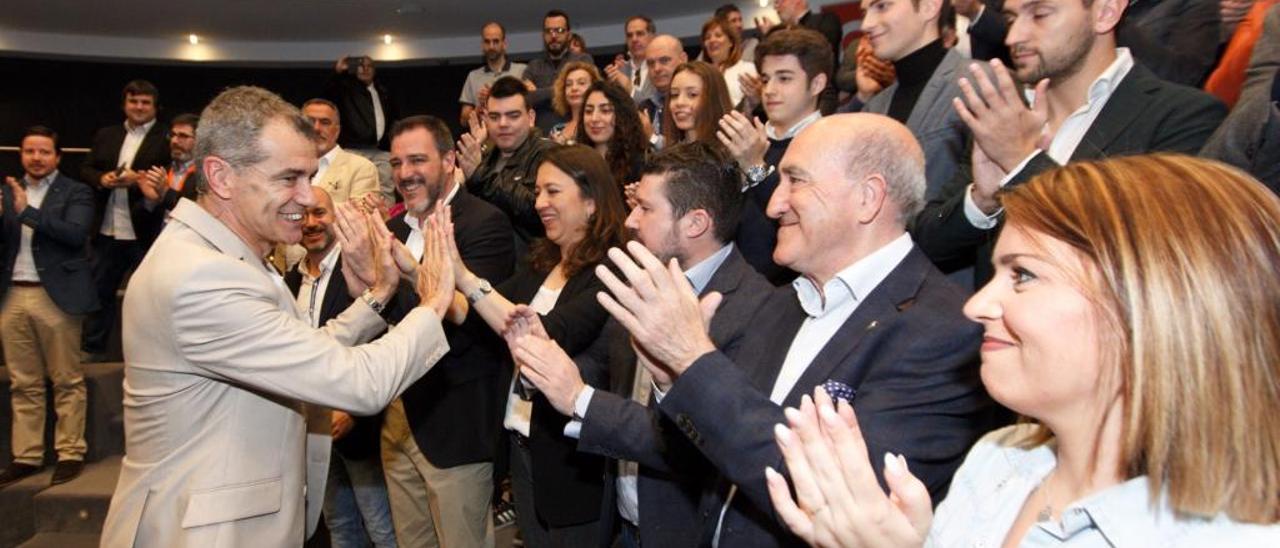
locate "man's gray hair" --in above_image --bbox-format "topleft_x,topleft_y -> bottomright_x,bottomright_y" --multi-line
194,86 -> 315,194
843,127 -> 927,222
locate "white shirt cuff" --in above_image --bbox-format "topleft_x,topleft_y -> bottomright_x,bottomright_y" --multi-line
652,381 -> 668,403
964,150 -> 1041,229
562,385 -> 596,439
963,184 -> 1002,229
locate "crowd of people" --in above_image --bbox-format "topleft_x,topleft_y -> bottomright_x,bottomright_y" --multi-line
0,0 -> 1278,547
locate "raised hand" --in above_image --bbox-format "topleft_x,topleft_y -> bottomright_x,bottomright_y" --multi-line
755,15 -> 777,36
738,72 -> 763,112
5,177 -> 28,216
419,205 -> 457,317
639,108 -> 654,141
624,181 -> 640,210
765,387 -> 933,548
510,334 -> 584,416
953,60 -> 1049,172
595,241 -> 721,375
456,111 -> 488,180
716,111 -> 770,169
139,165 -> 167,202
476,83 -> 493,111
436,204 -> 469,284
334,202 -> 377,298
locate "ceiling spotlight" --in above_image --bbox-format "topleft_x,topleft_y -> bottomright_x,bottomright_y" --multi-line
188,34 -> 199,45
758,0 -> 769,6
383,34 -> 393,45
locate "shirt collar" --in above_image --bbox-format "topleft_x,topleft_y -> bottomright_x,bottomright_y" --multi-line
23,170 -> 58,189
767,110 -> 822,141
683,243 -> 734,295
791,232 -> 914,317
484,59 -> 513,74
170,199 -> 269,266
1026,48 -> 1134,108
300,243 -> 342,278
125,118 -> 156,135
404,182 -> 461,232
319,144 -> 342,166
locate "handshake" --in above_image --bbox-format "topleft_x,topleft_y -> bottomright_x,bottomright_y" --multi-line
330,201 -> 457,319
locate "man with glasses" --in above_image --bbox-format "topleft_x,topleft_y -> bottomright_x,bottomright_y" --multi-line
523,9 -> 593,134
139,113 -> 200,213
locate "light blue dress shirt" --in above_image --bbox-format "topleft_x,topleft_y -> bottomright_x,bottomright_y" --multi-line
928,424 -> 1280,547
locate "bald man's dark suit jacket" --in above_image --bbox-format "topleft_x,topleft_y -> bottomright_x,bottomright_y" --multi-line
657,246 -> 996,548
912,63 -> 1227,285
574,247 -> 773,548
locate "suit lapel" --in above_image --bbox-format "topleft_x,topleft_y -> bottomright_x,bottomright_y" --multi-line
905,50 -> 961,134
751,289 -> 807,392
320,256 -> 349,322
781,248 -> 930,408
1071,64 -> 1160,161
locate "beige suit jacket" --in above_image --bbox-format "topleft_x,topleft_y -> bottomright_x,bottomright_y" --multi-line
101,199 -> 448,547
312,147 -> 379,204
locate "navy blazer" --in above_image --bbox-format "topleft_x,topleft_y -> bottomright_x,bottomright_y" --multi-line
912,63 -> 1228,286
283,255 -> 384,461
80,122 -> 171,244
575,247 -> 774,548
657,246 -> 997,548
393,189 -> 517,469
0,173 -> 99,315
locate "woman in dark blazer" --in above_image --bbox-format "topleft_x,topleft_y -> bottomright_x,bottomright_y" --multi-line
440,144 -> 628,547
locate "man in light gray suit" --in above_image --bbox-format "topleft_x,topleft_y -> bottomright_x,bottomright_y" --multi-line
101,86 -> 455,547
507,142 -> 774,548
859,0 -> 973,203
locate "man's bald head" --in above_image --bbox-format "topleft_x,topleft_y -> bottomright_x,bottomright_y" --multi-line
767,113 -> 925,283
301,185 -> 338,255
645,34 -> 689,92
808,113 -> 926,220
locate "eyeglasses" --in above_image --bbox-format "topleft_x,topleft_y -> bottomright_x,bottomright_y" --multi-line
544,27 -> 568,35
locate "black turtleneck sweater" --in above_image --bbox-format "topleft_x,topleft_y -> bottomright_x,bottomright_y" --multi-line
887,39 -> 948,124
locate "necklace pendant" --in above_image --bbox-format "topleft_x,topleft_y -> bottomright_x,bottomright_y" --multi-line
1036,506 -> 1053,522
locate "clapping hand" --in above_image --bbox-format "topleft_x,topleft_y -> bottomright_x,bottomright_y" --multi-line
457,111 -> 488,180
953,59 -> 1049,172
139,166 -> 167,202
605,56 -> 633,94
595,242 -> 720,376
765,387 -> 932,548
510,333 -> 584,416
717,111 -> 769,169
418,206 -> 457,318
738,72 -> 763,112
333,202 -> 381,298
4,177 -> 28,216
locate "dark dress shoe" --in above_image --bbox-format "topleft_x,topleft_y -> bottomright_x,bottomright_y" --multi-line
0,463 -> 42,488
51,460 -> 84,485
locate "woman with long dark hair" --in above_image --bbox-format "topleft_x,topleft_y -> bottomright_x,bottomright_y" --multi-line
660,61 -> 734,148
576,80 -> 648,195
437,145 -> 628,547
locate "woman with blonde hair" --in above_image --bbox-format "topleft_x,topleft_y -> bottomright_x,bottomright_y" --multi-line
766,154 -> 1280,546
550,61 -> 601,144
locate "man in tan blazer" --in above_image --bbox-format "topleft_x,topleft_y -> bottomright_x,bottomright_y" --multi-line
303,98 -> 380,204
101,86 -> 453,547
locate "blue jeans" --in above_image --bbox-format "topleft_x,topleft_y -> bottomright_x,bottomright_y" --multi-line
324,452 -> 398,548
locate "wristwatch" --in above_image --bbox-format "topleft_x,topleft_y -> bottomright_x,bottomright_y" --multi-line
360,288 -> 386,314
465,277 -> 494,305
743,163 -> 775,190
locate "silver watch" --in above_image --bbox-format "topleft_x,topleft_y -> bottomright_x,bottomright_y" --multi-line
744,163 -> 775,190
465,278 -> 494,305
360,288 -> 386,314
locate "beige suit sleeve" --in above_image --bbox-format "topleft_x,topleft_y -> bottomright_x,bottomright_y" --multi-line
346,157 -> 380,203
172,264 -> 448,415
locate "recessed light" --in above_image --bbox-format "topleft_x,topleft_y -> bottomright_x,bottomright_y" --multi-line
188,34 -> 199,45
383,34 -> 393,45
